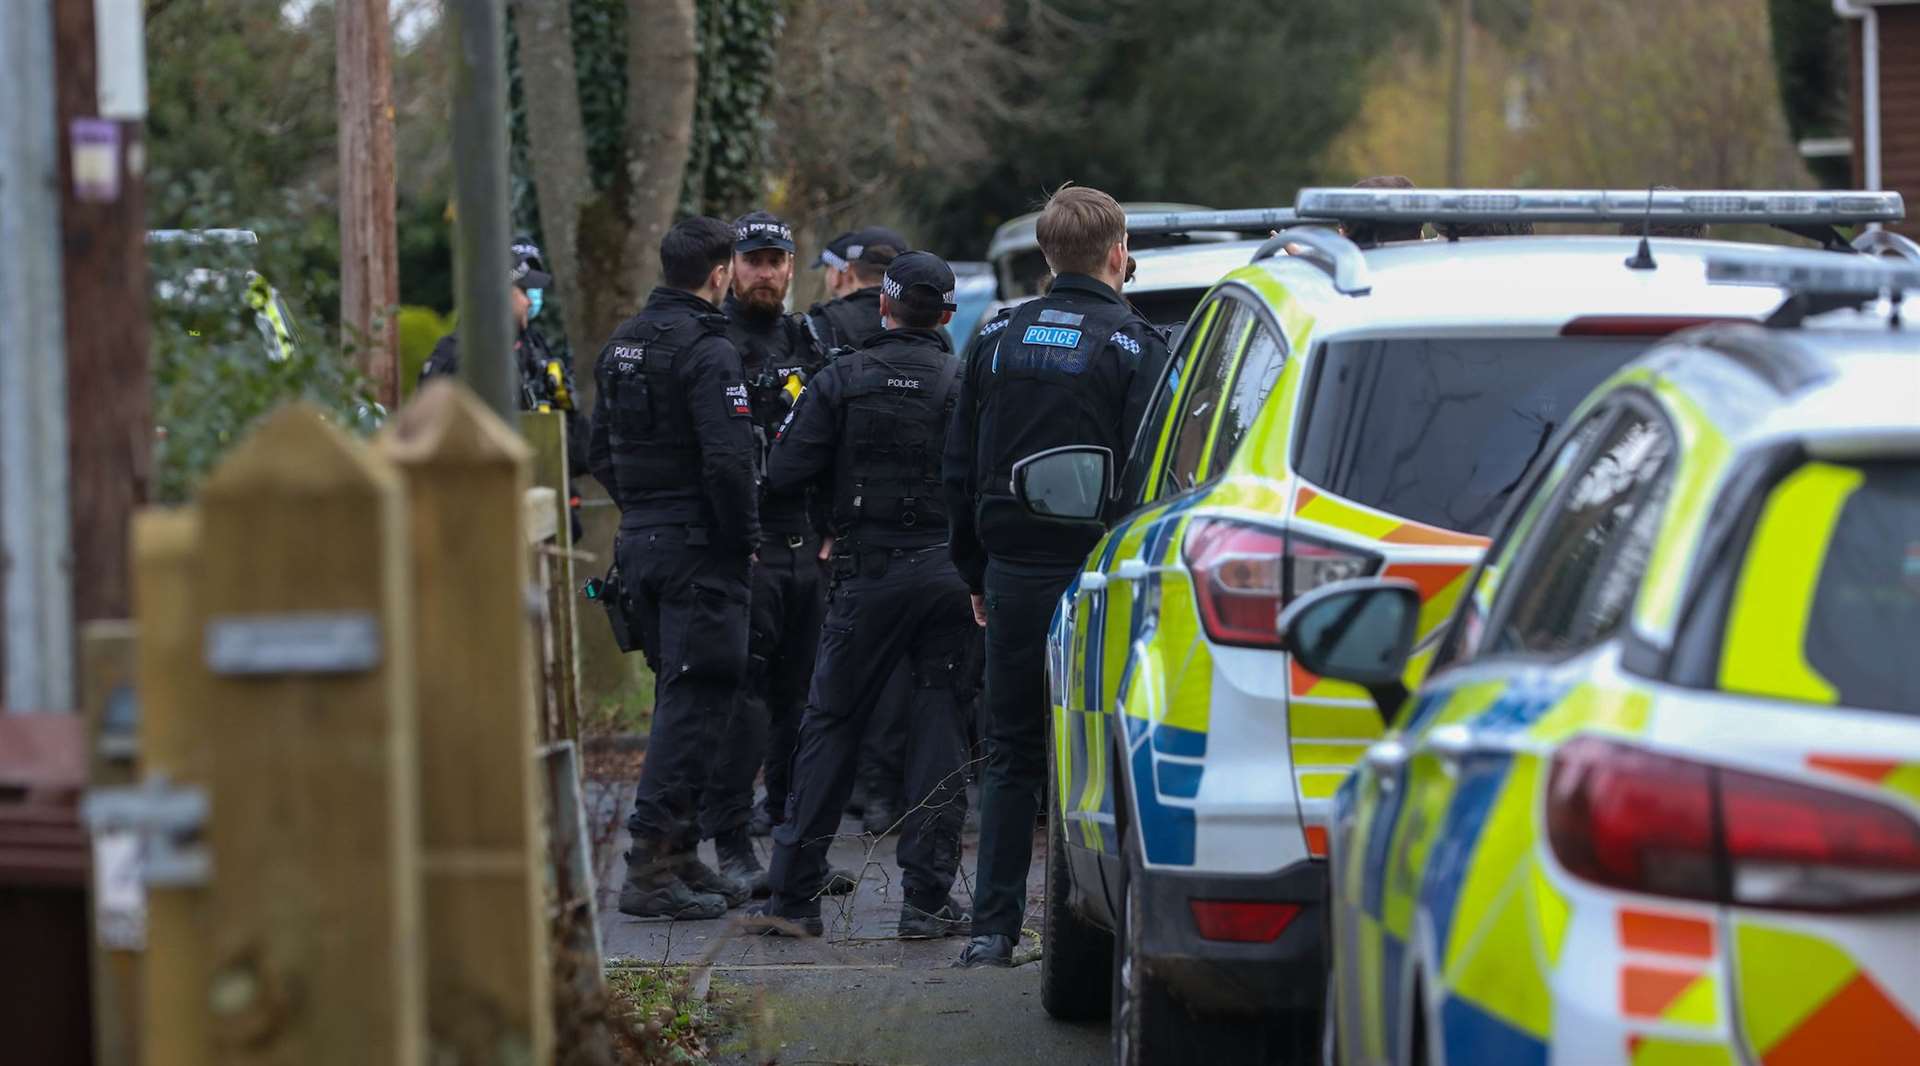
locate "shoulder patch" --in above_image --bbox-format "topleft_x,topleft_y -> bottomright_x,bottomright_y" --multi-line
979,316 -> 1010,336
724,382 -> 752,418
1109,331 -> 1142,356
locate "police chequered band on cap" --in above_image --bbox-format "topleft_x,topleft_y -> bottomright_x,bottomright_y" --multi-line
737,220 -> 794,244
882,274 -> 955,306
819,249 -> 849,270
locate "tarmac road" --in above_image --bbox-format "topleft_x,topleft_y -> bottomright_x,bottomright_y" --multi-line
592,781 -> 1108,1065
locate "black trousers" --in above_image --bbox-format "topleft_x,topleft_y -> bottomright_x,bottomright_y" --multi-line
856,662 -> 913,810
765,544 -> 974,915
619,525 -> 751,853
698,534 -> 825,840
971,558 -> 1079,940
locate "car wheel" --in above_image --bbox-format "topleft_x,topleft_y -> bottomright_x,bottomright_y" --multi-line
1112,842 -> 1321,1065
1040,789 -> 1112,1021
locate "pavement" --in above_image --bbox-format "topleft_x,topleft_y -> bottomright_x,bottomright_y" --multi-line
590,781 -> 1109,1065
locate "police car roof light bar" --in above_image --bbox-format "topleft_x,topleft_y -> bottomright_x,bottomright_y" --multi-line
1294,188 -> 1905,227
1251,225 -> 1372,296
1706,252 -> 1920,296
1118,207 -> 1301,237
145,228 -> 261,246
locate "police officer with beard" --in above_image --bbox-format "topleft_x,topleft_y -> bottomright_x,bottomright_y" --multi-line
943,185 -> 1170,967
698,211 -> 830,896
749,252 -> 976,939
591,217 -> 761,920
806,226 -> 908,352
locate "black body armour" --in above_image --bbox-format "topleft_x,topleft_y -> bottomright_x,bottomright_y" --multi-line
832,340 -> 962,548
970,297 -> 1142,560
807,287 -> 884,354
729,308 -> 823,535
599,309 -> 731,502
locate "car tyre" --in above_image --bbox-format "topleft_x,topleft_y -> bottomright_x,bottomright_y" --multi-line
1113,841 -> 1321,1065
1040,772 -> 1114,1020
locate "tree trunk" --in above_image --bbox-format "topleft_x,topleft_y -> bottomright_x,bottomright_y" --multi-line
510,0 -> 599,371
618,0 -> 699,310
338,0 -> 400,406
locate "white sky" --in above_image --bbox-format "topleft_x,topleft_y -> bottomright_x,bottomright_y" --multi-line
279,0 -> 440,48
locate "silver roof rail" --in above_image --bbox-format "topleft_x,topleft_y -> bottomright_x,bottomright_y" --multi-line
1251,225 -> 1372,296
1851,228 -> 1920,263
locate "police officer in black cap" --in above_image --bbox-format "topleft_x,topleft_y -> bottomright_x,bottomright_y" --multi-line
943,184 -> 1170,967
805,225 -> 910,352
590,216 -> 761,920
698,210 -> 830,894
749,251 -> 976,939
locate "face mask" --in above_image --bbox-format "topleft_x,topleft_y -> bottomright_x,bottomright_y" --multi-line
526,288 -> 544,321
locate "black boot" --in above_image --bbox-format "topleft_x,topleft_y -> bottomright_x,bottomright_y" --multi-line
898,895 -> 972,939
715,829 -> 769,899
618,843 -> 727,920
679,851 -> 751,909
744,901 -> 823,938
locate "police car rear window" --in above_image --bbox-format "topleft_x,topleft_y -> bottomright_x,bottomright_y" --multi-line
1717,460 -> 1920,716
1296,337 -> 1652,535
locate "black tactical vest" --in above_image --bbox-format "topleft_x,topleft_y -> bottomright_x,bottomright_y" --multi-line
975,297 -> 1141,486
599,309 -> 729,499
831,340 -> 962,544
808,289 -> 884,353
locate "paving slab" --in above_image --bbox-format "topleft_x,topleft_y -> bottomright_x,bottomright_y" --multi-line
590,780 -> 1107,1065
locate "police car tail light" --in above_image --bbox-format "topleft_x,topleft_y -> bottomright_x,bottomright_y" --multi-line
1184,519 -> 1288,649
1548,737 -> 1920,911
1183,521 -> 1375,649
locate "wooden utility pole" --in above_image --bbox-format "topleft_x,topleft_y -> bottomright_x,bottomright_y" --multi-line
339,0 -> 401,406
53,0 -> 152,641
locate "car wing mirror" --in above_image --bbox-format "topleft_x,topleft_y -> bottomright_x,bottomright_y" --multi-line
1276,578 -> 1421,721
1011,445 -> 1113,523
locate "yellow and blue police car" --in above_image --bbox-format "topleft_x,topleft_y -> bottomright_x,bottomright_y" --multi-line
1284,249 -> 1920,1066
1034,189 -> 1907,1065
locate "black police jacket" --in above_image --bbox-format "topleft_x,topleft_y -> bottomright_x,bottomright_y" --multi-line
418,327 -> 590,475
941,273 -> 1172,591
805,286 -> 884,353
587,286 -> 761,554
724,293 -> 826,537
766,326 -> 961,551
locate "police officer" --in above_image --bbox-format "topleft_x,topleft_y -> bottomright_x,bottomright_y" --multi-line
421,240 -> 590,490
750,251 -> 976,939
698,211 -> 829,894
590,217 -> 761,920
943,185 -> 1170,967
805,225 -> 908,352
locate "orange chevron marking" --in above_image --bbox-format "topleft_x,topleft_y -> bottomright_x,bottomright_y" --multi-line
1763,973 -> 1920,1066
1304,826 -> 1329,857
1620,910 -> 1715,959
1622,965 -> 1699,1019
1294,485 -> 1320,511
1382,562 -> 1470,601
1807,755 -> 1899,786
1381,522 -> 1490,548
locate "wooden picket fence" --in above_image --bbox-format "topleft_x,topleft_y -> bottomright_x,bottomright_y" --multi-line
85,383 -> 605,1066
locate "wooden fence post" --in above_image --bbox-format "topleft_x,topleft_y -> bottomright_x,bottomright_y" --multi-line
519,411 -> 581,744
193,404 -> 422,1064
384,382 -> 551,1065
129,509 -> 209,1066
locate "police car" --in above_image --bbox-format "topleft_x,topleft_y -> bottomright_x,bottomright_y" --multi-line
1286,250 -> 1920,1066
1029,188 -> 1906,1065
971,205 -> 1300,346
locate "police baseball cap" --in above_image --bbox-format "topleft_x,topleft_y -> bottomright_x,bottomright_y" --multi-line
882,250 -> 958,312
510,237 -> 552,289
734,210 -> 796,254
814,225 -> 909,270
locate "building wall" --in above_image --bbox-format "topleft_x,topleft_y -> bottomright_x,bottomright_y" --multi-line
1853,5 -> 1920,237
